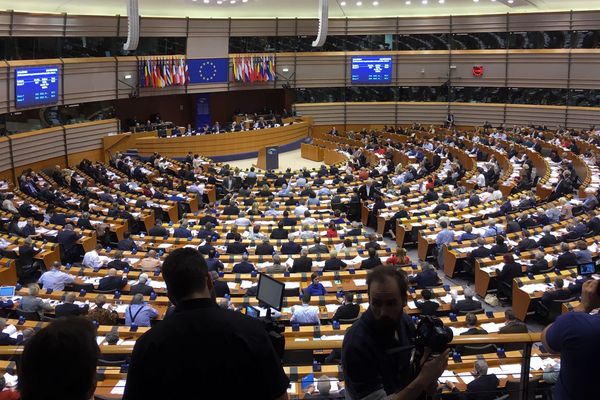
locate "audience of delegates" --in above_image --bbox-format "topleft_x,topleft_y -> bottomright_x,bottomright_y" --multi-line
290,293 -> 320,326
409,262 -> 440,288
304,272 -> 327,296
86,294 -> 119,325
125,293 -> 159,327
415,289 -> 440,316
38,261 -> 75,291
451,287 -> 482,313
55,292 -> 89,318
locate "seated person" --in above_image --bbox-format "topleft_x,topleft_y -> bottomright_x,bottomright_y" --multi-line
107,251 -> 130,271
459,224 -> 479,241
461,313 -> 488,335
280,234 -> 302,255
55,292 -> 89,318
308,237 -> 329,255
496,254 -> 523,291
490,235 -> 509,256
451,287 -> 482,313
555,242 -> 578,270
444,360 -> 499,400
130,273 -> 154,296
528,251 -> 549,274
265,254 -> 287,274
537,225 -> 558,248
205,249 -> 224,272
117,231 -> 135,251
290,249 -> 313,273
323,250 -> 347,272
332,291 -> 360,321
290,292 -> 320,326
19,283 -> 52,318
360,247 -> 382,270
138,250 -> 162,272
304,375 -> 345,399
124,293 -> 158,327
86,294 -> 118,325
232,254 -> 255,274
498,309 -> 528,333
385,247 -> 410,266
409,262 -> 440,288
304,272 -> 327,296
210,271 -> 230,298
255,238 -> 275,256
226,233 -> 248,255
415,289 -> 439,316
540,277 -> 573,308
470,237 -> 492,261
574,240 -> 592,265
516,230 -> 538,252
97,268 -> 127,292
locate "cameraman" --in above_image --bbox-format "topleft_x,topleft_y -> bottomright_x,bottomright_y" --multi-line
342,266 -> 451,400
542,278 -> 600,400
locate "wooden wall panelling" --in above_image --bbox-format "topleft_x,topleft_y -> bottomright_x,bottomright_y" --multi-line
451,14 -> 508,33
294,103 -> 345,125
116,57 -> 138,99
139,17 -> 187,37
295,19 -> 319,36
346,18 -> 397,35
0,138 -> 11,176
566,106 -> 600,130
11,12 -> 64,37
396,52 -> 450,86
0,12 -> 11,36
505,104 -> 567,129
571,11 -> 600,31
451,51 -> 507,87
508,12 -> 572,32
396,16 -> 451,34
507,51 -> 569,88
187,19 -> 229,37
65,119 -> 119,154
62,58 -> 117,103
0,61 -> 9,114
569,50 -> 600,89
67,149 -> 104,166
14,156 -> 65,179
230,19 -> 277,36
10,128 -> 66,168
449,103 -> 505,127
345,102 -> 396,125
65,15 -> 119,37
294,54 -> 346,88
396,102 -> 447,124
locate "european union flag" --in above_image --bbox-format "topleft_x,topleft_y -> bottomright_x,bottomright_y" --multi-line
187,58 -> 229,84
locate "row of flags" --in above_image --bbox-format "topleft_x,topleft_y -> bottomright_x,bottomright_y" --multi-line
139,57 -> 188,88
232,55 -> 276,83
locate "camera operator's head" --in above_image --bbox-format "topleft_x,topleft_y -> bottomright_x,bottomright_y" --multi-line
366,266 -> 408,331
162,248 -> 213,305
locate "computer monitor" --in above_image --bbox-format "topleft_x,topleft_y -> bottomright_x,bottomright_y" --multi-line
256,273 -> 284,311
0,286 -> 15,297
578,262 -> 596,276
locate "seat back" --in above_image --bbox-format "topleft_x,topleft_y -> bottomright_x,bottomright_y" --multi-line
548,296 -> 577,322
16,309 -> 40,321
458,308 -> 484,315
337,316 -> 360,324
460,343 -> 497,356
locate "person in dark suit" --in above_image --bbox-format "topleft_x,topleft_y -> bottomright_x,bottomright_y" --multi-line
226,234 -> 247,255
528,252 -> 549,274
461,313 -> 488,335
49,209 -> 69,226
18,202 -> 42,221
205,249 -> 224,272
173,222 -> 192,239
498,310 -> 528,334
16,238 -> 42,285
537,226 -> 558,248
323,251 -> 347,272
586,212 -> 600,235
560,224 -> 581,242
210,271 -> 230,298
358,179 -> 379,201
415,289 -> 439,316
197,237 -> 215,255
360,248 -> 382,270
129,273 -> 154,296
56,224 -> 82,263
97,269 -> 127,292
496,253 -> 523,288
76,212 -> 94,231
232,254 -> 255,273
516,230 -> 538,252
255,238 -> 275,256
445,359 -> 500,400
451,287 -> 482,313
107,251 -> 130,271
409,263 -> 440,288
331,292 -> 360,321
0,318 -> 19,345
490,236 -> 509,256
270,221 -> 289,240
555,242 -> 578,270
20,218 -> 37,237
281,211 -> 298,227
117,231 -> 136,251
540,277 -> 573,308
470,238 -> 492,261
280,235 -> 302,255
148,220 -> 168,237
291,249 -> 313,273
364,234 -> 382,251
55,292 -> 89,318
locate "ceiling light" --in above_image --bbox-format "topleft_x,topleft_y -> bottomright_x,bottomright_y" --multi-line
340,0 -> 346,4
230,0 -> 236,3
507,0 -> 514,2
438,0 -> 444,3
242,0 -> 248,2
282,67 -> 289,72
421,0 -> 427,4
405,0 -> 411,4
192,0 -> 197,2
473,0 -> 479,2
203,0 -> 210,3
372,0 -> 379,5
216,0 -> 222,4
356,1 -> 363,5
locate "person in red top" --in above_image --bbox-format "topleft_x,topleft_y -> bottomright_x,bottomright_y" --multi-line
0,376 -> 19,400
385,247 -> 411,266
425,176 -> 436,190
326,221 -> 338,238
358,168 -> 370,181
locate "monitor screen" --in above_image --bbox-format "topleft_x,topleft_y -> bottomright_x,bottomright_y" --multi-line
351,56 -> 392,84
15,66 -> 59,109
578,262 -> 596,276
245,305 -> 259,318
256,273 -> 285,311
0,286 -> 15,297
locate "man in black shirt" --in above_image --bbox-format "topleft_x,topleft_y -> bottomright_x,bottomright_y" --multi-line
341,266 -> 449,399
332,292 -> 360,321
123,248 -> 289,400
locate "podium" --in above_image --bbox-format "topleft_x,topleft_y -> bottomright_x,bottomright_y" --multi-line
257,146 -> 279,170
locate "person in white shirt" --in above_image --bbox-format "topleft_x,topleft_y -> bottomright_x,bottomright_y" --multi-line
294,201 -> 308,217
298,224 -> 318,240
475,168 -> 486,188
38,261 -> 75,291
234,212 -> 251,227
302,210 -> 318,227
290,292 -> 320,325
82,244 -> 103,269
264,203 -> 281,217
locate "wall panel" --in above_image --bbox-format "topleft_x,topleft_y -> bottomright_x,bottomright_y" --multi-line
346,18 -> 397,35
294,54 -> 346,88
505,104 -> 566,128
508,12 -> 571,32
569,51 -> 600,89
567,107 -> 600,130
0,12 -> 11,36
11,12 -> 64,37
449,103 -> 505,126
65,119 -> 119,154
65,15 -> 119,37
187,19 -> 229,37
507,52 -> 569,88
0,138 -> 11,174
451,51 -> 507,87
63,58 -> 117,103
10,128 -> 65,168
230,19 -> 277,36
397,52 -> 450,86
396,16 -> 451,34
294,103 -> 344,125
140,17 -> 188,37
0,61 -> 9,114
452,14 -> 507,33
571,11 -> 600,30
345,102 -> 396,124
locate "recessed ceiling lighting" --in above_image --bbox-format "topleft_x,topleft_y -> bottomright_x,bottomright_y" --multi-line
282,67 -> 289,72
356,1 -> 363,5
216,0 -> 222,3
372,0 -> 379,5
340,0 -> 346,4
438,0 -> 444,3
507,0 -> 514,2
405,0 -> 411,4
230,0 -> 236,3
421,0 -> 427,4
473,0 -> 479,2
203,0 -> 209,3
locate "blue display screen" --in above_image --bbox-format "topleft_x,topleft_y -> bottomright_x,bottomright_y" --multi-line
351,56 -> 392,84
15,66 -> 59,108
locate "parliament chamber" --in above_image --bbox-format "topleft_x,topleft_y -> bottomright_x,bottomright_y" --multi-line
0,1 -> 599,399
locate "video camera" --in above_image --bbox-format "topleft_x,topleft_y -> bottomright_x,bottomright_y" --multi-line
415,315 -> 454,355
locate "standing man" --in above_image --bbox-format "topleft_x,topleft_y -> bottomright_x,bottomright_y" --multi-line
542,279 -> 600,400
123,248 -> 289,399
342,266 -> 450,399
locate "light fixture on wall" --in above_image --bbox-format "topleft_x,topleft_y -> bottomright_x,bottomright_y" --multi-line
124,74 -> 132,79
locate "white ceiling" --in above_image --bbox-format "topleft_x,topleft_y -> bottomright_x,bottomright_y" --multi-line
1,0 -> 600,19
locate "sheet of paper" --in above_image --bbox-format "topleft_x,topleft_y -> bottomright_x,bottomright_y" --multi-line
110,380 -> 127,395
325,304 -> 340,313
353,279 -> 367,286
457,372 -> 476,384
438,370 -> 459,384
96,336 -> 105,346
240,280 -> 254,289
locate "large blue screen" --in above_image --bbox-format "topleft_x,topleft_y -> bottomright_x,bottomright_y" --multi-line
351,56 -> 392,84
15,66 -> 59,108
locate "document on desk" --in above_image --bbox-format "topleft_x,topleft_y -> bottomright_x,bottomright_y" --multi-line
500,364 -> 523,375
320,280 -> 333,288
240,280 -> 254,289
353,279 -> 367,287
457,372 -> 476,384
438,370 -> 459,384
96,336 -> 105,345
227,282 -> 238,290
285,282 -> 300,289
158,243 -> 173,249
325,304 -> 340,313
110,380 -> 127,395
287,382 -> 297,394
